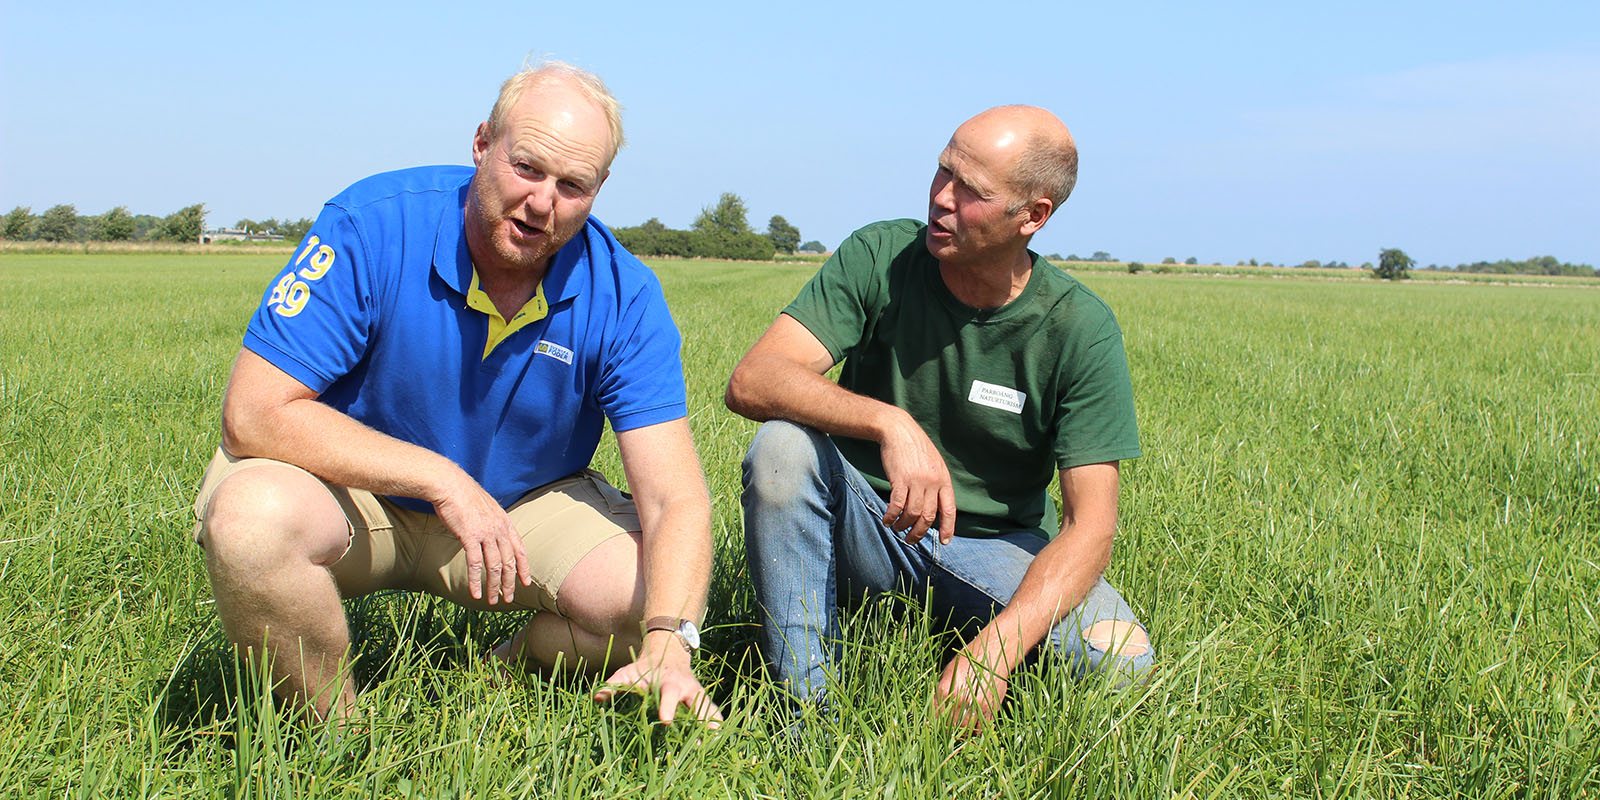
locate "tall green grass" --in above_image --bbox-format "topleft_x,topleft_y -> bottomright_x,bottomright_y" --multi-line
1,254 -> 1595,797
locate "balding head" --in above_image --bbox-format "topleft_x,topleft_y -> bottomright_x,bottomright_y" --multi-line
957,105 -> 1077,218
486,61 -> 625,171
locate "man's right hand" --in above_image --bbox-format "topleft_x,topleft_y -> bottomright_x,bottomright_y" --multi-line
431,477 -> 532,604
222,348 -> 532,605
878,411 -> 957,546
724,315 -> 957,544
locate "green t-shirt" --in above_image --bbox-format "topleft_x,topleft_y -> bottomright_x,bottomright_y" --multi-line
784,219 -> 1141,538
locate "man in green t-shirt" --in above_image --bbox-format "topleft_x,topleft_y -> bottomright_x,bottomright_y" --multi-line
726,105 -> 1152,730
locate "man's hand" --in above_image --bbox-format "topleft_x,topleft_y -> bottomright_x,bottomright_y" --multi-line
430,478 -> 531,605
724,316 -> 955,543
935,643 -> 1012,732
593,631 -> 722,726
878,413 -> 957,545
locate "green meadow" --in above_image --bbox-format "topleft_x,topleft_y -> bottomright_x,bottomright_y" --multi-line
1,253 -> 1596,798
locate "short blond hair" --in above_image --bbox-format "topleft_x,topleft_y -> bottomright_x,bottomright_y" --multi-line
486,60 -> 625,169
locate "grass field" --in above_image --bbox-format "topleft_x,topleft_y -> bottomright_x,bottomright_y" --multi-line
2,252 -> 1596,798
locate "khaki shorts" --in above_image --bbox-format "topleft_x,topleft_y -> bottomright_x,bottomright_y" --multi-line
191,448 -> 640,614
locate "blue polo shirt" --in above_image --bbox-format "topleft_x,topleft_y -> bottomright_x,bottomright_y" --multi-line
242,166 -> 688,512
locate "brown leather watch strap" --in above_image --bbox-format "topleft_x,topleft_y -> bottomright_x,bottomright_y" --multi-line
643,615 -> 682,634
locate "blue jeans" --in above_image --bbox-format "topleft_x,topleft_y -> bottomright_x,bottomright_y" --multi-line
741,420 -> 1153,705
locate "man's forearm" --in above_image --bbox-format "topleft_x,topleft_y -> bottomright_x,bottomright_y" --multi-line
221,350 -> 472,505
725,351 -> 913,446
638,494 -> 713,625
727,314 -> 958,541
967,523 -> 1113,675
614,420 -> 715,628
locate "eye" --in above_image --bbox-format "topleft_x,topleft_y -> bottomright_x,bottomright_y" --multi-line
513,161 -> 539,178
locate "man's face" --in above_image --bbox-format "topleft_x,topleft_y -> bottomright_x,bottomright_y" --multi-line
466,82 -> 612,275
924,122 -> 1030,266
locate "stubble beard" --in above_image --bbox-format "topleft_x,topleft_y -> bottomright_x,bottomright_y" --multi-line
467,183 -> 563,276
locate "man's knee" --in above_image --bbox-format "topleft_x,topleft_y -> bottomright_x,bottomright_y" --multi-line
1084,619 -> 1150,658
742,420 -> 826,505
553,532 -> 647,639
202,465 -> 350,572
1081,619 -> 1154,684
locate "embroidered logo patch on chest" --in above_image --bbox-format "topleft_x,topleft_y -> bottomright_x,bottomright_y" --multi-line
968,380 -> 1026,414
535,340 -> 574,365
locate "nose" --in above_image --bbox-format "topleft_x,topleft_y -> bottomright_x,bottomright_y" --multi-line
525,177 -> 556,217
930,172 -> 955,211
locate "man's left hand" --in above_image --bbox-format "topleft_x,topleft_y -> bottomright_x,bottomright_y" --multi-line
935,645 -> 1011,732
593,632 -> 722,726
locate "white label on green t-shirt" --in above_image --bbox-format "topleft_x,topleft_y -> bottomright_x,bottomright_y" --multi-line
968,380 -> 1025,414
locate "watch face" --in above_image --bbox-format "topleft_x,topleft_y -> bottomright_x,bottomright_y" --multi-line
677,620 -> 701,650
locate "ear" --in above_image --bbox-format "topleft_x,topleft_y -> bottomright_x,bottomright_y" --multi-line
1019,197 -> 1053,237
596,168 -> 610,193
472,122 -> 492,167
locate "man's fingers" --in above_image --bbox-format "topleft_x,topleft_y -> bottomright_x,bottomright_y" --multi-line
593,680 -> 640,704
889,486 -> 921,533
496,534 -> 518,603
896,485 -> 935,541
662,684 -> 725,727
464,539 -> 485,600
595,663 -> 648,704
510,528 -> 533,587
936,661 -> 956,696
684,689 -> 724,726
908,490 -> 937,541
594,661 -> 721,729
656,685 -> 682,724
883,483 -> 908,528
699,696 -> 725,725
938,484 -> 958,545
483,540 -> 505,606
606,664 -> 645,690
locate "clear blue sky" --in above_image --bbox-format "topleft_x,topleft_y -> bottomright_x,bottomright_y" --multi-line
3,0 -> 1596,266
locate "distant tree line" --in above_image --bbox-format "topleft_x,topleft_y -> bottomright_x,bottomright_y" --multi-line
612,193 -> 804,261
1436,255 -> 1597,278
1,203 -> 316,245
1061,251 -> 1116,262
3,203 -> 201,243
232,217 -> 315,243
1056,249 -> 1596,280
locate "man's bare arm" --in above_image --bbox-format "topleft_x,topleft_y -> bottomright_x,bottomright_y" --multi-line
725,314 -> 957,542
220,347 -> 531,603
592,418 -> 722,724
936,461 -> 1121,728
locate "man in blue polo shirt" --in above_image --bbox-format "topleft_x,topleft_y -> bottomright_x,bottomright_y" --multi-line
192,62 -> 720,725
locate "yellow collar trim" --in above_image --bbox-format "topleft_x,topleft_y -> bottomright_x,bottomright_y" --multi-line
467,269 -> 548,359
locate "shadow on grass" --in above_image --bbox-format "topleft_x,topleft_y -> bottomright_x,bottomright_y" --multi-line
151,592 -> 523,749
151,587 -> 769,754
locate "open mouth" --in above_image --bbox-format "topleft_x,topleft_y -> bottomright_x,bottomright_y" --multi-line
511,219 -> 542,237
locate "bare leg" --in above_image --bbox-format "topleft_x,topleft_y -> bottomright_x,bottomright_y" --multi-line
201,465 -> 357,720
494,532 -> 646,674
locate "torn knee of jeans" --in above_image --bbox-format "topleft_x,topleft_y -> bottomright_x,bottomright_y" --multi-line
1083,620 -> 1150,657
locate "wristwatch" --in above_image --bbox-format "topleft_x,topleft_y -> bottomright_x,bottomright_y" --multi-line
642,616 -> 701,652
